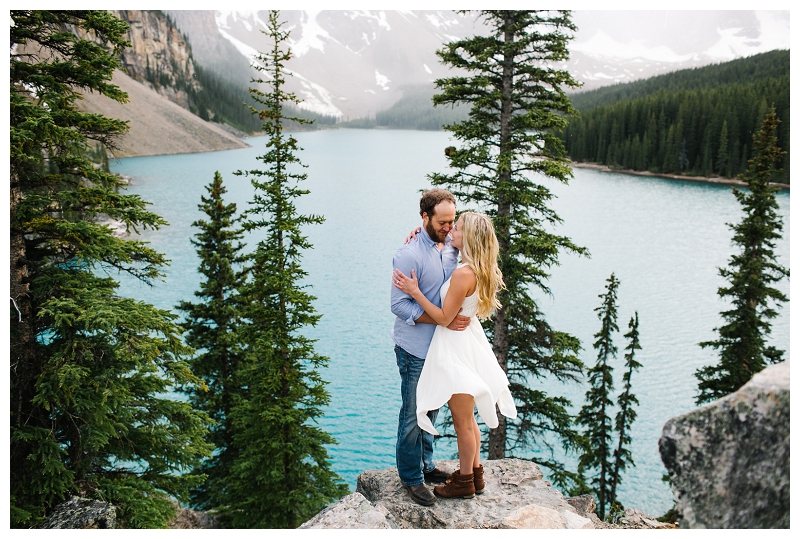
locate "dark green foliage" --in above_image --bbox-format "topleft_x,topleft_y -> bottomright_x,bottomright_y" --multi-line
576,274 -> 620,519
429,10 -> 589,492
569,50 -> 789,110
695,107 -> 789,404
10,10 -> 212,528
373,85 -> 470,130
190,65 -> 338,133
609,312 -> 642,510
561,51 -> 789,182
218,10 -> 348,528
176,172 -> 246,512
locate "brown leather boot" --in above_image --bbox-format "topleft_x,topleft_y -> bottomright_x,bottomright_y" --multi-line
473,464 -> 485,494
433,469 -> 475,499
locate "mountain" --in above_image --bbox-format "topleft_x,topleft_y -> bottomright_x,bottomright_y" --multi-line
75,70 -> 248,158
168,10 -> 485,120
70,9 -> 248,157
568,10 -> 789,91
167,10 -> 789,121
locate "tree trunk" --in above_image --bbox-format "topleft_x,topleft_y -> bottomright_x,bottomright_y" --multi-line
488,12 -> 516,461
10,177 -> 34,429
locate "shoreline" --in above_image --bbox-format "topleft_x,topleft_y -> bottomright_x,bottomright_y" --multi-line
571,162 -> 790,190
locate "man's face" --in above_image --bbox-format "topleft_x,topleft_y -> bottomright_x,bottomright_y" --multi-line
422,201 -> 456,244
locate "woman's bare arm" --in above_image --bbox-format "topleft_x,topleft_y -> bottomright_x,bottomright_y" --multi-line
393,266 -> 476,327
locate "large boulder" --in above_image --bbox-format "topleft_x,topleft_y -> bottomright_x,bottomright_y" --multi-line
659,361 -> 789,528
39,497 -> 116,529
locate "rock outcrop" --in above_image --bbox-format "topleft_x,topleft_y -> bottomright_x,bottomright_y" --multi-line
659,361 -> 789,528
167,500 -> 221,529
111,10 -> 199,110
39,497 -> 116,529
301,458 -> 674,529
305,459 -> 593,529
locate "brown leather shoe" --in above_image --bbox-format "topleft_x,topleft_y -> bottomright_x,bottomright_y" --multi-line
405,483 -> 435,506
434,469 -> 475,499
473,464 -> 485,494
423,467 -> 450,484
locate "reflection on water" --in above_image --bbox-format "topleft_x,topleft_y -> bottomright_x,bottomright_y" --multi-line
111,129 -> 789,516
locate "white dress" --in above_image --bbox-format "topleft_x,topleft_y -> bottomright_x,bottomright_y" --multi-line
416,265 -> 517,435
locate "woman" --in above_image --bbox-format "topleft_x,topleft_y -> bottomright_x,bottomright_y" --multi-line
392,212 -> 516,499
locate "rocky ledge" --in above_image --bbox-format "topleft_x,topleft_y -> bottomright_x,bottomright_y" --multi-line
300,458 -> 673,529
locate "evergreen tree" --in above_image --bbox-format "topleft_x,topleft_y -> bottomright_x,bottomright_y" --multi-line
176,172 -> 245,512
220,10 -> 348,528
695,107 -> 789,404
608,312 -> 642,509
576,274 -> 620,520
717,120 -> 729,176
10,10 -> 212,528
429,10 -> 588,491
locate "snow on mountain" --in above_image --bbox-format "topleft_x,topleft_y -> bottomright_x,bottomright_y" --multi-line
169,10 -> 789,118
568,10 -> 789,91
201,10 -> 483,119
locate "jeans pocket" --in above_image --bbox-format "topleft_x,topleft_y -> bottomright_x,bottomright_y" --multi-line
395,346 -> 407,374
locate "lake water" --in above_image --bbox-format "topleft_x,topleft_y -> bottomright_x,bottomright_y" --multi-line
110,129 -> 790,517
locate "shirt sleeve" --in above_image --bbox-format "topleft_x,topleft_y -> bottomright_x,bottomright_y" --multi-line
391,248 -> 423,325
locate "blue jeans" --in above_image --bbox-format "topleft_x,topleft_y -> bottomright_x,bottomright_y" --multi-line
395,345 -> 439,486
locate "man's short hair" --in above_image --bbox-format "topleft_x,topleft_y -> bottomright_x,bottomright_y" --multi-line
419,188 -> 456,218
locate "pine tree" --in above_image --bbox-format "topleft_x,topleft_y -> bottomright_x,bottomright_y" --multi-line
10,10 -> 212,528
717,120 -> 729,176
429,10 -> 588,491
695,107 -> 789,404
608,312 -> 642,510
176,172 -> 245,512
219,10 -> 348,528
576,274 -> 620,520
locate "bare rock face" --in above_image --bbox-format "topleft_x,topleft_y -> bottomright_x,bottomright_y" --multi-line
39,497 -> 116,529
659,361 -> 790,528
299,493 -> 400,529
354,458 -> 594,529
111,10 -> 199,109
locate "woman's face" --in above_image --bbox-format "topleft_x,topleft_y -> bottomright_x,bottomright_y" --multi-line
450,215 -> 465,251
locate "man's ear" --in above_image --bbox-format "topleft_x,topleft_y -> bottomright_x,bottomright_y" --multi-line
421,212 -> 429,225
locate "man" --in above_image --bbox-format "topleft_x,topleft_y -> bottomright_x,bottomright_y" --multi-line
390,188 -> 471,506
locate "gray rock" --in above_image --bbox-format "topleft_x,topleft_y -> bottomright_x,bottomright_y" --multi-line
565,494 -> 596,516
659,361 -> 789,528
39,497 -> 116,529
299,493 -> 399,529
618,508 -> 678,529
167,499 -> 221,529
354,458 -> 593,529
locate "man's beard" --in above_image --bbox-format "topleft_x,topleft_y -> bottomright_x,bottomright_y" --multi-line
425,221 -> 448,243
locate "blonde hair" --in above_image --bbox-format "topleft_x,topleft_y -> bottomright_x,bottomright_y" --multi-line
458,212 -> 505,319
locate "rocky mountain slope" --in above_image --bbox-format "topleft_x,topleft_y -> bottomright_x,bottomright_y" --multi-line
69,9 -> 248,157
110,10 -> 199,110
75,69 -> 247,158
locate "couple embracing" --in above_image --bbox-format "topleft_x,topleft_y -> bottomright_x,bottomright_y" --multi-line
390,188 -> 517,506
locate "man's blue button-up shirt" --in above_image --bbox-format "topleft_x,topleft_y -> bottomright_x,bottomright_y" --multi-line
391,228 -> 458,359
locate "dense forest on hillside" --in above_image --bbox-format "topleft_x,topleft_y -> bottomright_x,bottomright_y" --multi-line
561,50 -> 790,183
339,85 -> 470,130
188,66 -> 338,133
568,50 -> 789,111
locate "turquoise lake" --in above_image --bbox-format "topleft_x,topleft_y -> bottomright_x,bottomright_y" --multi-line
110,129 -> 790,516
